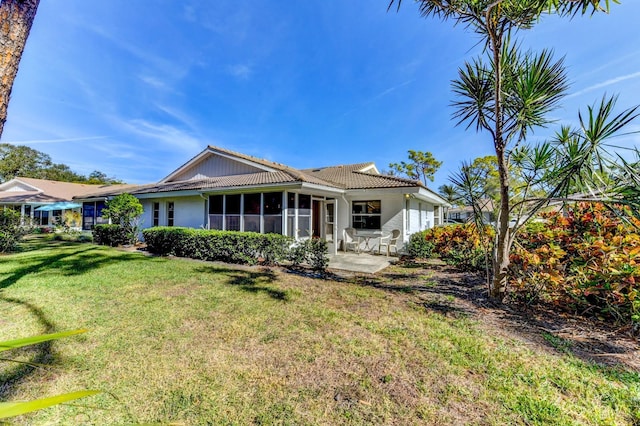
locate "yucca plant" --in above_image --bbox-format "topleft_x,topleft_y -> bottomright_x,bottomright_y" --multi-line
0,329 -> 100,420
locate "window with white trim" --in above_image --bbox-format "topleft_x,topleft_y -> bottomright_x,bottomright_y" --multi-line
352,200 -> 381,230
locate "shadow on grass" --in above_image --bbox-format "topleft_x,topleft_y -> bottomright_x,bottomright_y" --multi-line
194,266 -> 289,301
0,296 -> 58,401
346,260 -> 640,374
1,242 -> 142,290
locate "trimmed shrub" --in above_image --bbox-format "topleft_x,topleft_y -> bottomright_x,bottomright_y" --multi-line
94,224 -> 129,247
142,227 -> 329,271
287,238 -> 329,272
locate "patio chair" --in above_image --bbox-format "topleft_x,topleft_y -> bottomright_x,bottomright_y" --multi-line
343,227 -> 361,253
378,229 -> 400,257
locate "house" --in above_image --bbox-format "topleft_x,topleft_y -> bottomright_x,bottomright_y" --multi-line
0,177 -> 133,227
76,146 -> 450,254
447,198 -> 495,224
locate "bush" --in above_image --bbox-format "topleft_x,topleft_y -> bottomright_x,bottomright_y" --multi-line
0,209 -> 27,253
142,227 -> 329,272
409,224 -> 493,272
102,194 -> 143,245
407,230 -> 435,259
287,238 -> 329,272
93,224 -> 129,247
509,203 -> 640,324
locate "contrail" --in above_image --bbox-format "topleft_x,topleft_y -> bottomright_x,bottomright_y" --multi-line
2,136 -> 109,145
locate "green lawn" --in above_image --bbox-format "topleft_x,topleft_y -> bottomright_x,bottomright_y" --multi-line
1,236 -> 639,425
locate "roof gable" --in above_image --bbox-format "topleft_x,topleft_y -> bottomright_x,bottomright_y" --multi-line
0,178 -> 42,193
162,146 -> 280,183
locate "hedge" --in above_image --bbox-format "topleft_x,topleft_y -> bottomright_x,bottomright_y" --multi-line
142,227 -> 329,271
93,224 -> 129,247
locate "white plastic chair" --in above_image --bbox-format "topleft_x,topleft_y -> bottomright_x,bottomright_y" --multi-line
378,229 -> 400,256
343,227 -> 361,253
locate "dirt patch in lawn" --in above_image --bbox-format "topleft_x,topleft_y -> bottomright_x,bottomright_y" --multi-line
334,258 -> 640,372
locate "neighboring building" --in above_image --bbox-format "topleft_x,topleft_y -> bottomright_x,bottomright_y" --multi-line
76,146 -> 450,254
0,177 -> 131,227
447,198 -> 495,224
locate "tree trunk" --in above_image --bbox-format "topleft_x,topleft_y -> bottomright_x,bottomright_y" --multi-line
0,0 -> 40,140
491,145 -> 511,299
486,3 -> 510,300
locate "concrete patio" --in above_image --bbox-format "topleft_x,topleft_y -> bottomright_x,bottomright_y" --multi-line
327,251 -> 397,274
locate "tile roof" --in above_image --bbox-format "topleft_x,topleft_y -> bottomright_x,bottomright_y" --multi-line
0,177 -> 133,204
74,146 -> 433,198
302,164 -> 423,189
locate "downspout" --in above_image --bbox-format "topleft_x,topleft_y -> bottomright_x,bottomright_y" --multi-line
340,194 -> 349,252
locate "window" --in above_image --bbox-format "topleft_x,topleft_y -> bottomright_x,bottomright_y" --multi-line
209,195 -> 223,230
298,194 -> 311,237
82,202 -> 95,230
434,206 -> 441,226
95,201 -> 108,225
52,210 -> 62,226
153,202 -> 160,227
167,202 -> 175,227
286,192 -> 296,237
352,200 -> 381,230
263,192 -> 282,234
244,193 -> 261,232
225,195 -> 240,231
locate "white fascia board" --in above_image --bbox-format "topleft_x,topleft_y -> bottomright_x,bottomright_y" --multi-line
412,187 -> 450,206
345,187 -> 413,197
159,148 -> 210,183
358,164 -> 380,174
133,190 -> 205,199
199,182 -> 302,195
212,150 -> 278,172
72,196 -> 109,203
299,183 -> 344,196
160,147 -> 278,183
0,178 -> 42,192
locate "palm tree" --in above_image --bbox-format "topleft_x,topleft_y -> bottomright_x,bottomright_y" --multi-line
0,0 -> 41,139
389,0 -> 629,299
438,184 -> 460,205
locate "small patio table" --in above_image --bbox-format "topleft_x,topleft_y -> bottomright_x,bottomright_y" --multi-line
355,230 -> 383,252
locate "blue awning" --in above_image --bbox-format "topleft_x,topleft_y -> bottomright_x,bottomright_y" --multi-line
34,202 -> 82,212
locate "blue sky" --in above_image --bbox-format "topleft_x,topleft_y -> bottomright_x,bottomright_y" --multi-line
3,1 -> 639,189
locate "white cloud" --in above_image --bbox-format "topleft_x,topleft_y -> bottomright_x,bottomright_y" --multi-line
567,71 -> 640,99
120,118 -> 202,152
2,136 -> 109,145
228,64 -> 253,80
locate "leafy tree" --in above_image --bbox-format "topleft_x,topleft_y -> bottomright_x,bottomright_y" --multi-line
86,170 -> 124,185
0,143 -> 122,184
41,163 -> 86,183
0,143 -> 52,181
390,0 -> 637,299
102,193 -> 143,244
389,149 -> 442,185
0,0 -> 41,139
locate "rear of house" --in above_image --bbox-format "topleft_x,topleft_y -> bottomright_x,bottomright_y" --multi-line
76,146 -> 449,254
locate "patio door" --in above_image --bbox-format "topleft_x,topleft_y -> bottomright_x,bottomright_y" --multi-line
324,200 -> 337,255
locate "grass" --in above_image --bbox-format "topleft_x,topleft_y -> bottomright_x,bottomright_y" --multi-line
1,236 -> 639,424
